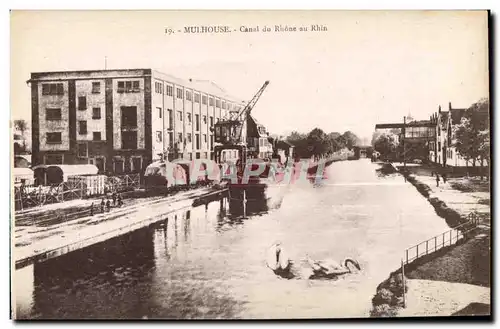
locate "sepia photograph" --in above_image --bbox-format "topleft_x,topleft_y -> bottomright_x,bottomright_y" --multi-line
9,9 -> 491,320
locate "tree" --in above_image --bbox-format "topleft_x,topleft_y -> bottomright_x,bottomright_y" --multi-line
306,128 -> 329,160
341,131 -> 360,150
373,133 -> 399,158
14,119 -> 28,135
454,98 -> 490,177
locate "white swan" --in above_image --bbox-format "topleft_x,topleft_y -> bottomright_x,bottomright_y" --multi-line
305,254 -> 361,278
266,242 -> 291,273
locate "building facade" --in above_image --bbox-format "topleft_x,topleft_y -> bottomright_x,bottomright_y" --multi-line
431,102 -> 469,167
29,69 -> 244,174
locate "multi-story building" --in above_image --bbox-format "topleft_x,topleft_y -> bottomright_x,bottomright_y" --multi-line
433,102 -> 468,167
28,69 -> 245,174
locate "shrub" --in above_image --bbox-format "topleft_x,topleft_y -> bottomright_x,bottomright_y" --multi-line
372,288 -> 394,306
370,304 -> 397,317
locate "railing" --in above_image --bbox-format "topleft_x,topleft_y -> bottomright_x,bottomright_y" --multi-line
403,212 -> 481,266
13,173 -> 142,211
400,211 -> 482,308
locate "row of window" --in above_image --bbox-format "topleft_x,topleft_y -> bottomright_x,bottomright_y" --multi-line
42,82 -> 102,96
153,80 -> 241,111
155,131 -> 211,150
46,107 -> 102,120
45,131 -> 102,143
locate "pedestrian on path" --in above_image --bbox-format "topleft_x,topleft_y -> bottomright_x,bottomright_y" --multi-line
90,202 -> 94,216
435,173 -> 440,187
442,171 -> 447,184
117,194 -> 123,207
112,192 -> 117,206
106,199 -> 111,212
100,198 -> 105,213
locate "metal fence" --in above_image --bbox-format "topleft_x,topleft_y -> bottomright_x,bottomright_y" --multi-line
13,173 -> 142,211
400,211 -> 482,308
402,212 -> 481,266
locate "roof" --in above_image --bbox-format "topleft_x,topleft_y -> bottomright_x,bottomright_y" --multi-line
450,108 -> 467,125
33,164 -> 99,176
439,111 -> 449,129
12,167 -> 33,176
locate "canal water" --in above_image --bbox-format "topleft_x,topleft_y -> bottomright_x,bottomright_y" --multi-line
16,159 -> 451,319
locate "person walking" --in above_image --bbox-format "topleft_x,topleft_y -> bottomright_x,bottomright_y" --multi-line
435,172 -> 440,187
100,198 -> 105,213
106,199 -> 111,212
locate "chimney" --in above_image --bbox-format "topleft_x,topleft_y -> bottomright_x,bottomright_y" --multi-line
449,102 -> 452,110
189,78 -> 192,82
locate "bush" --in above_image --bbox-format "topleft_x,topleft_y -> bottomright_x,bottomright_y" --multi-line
372,288 -> 394,306
370,304 -> 397,317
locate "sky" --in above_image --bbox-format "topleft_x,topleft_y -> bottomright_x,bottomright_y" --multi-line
10,10 -> 489,141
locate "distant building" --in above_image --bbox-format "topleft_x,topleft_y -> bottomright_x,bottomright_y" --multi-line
28,69 -> 244,174
433,102 -> 487,167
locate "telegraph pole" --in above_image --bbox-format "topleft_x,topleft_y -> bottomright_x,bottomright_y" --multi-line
403,116 -> 406,171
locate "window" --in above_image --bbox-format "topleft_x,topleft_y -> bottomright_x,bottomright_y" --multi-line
186,91 -> 192,101
195,114 -> 200,131
194,93 -> 200,103
187,133 -> 192,143
114,158 -> 124,174
203,115 -> 207,124
122,131 -> 138,149
202,95 -> 207,105
77,143 -> 88,158
178,133 -> 183,142
92,82 -> 101,94
42,83 -> 64,95
187,112 -> 192,124
203,134 -> 207,143
210,116 -> 213,127
227,103 -> 232,111
157,107 -> 162,118
46,108 -> 62,121
79,121 -> 87,135
155,81 -> 163,94
178,111 -> 183,121
46,132 -> 62,144
92,107 -> 101,119
177,88 -> 183,99
166,85 -> 173,96
195,134 -> 200,149
156,131 -> 162,143
121,106 -> 138,128
209,97 -> 214,106
216,99 -> 221,108
78,96 -> 87,110
210,135 -> 214,150
118,80 -> 140,93
132,157 -> 142,172
167,109 -> 173,129
222,101 -> 226,109
168,132 -> 174,148
93,132 -> 102,141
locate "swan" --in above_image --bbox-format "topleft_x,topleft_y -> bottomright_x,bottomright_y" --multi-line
266,242 -> 291,274
305,254 -> 361,278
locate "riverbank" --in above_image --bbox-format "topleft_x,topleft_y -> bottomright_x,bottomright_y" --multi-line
370,162 -> 490,317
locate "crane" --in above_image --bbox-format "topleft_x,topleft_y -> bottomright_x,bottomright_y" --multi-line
213,80 -> 270,145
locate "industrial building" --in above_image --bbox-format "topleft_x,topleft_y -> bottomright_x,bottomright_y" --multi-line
28,69 -> 245,174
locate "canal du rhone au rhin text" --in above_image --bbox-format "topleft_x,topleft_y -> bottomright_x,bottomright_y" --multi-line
165,25 -> 328,35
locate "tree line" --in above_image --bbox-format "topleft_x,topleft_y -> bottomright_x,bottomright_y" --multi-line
285,128 -> 360,160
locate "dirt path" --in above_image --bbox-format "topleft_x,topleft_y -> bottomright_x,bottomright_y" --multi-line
398,280 -> 490,317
